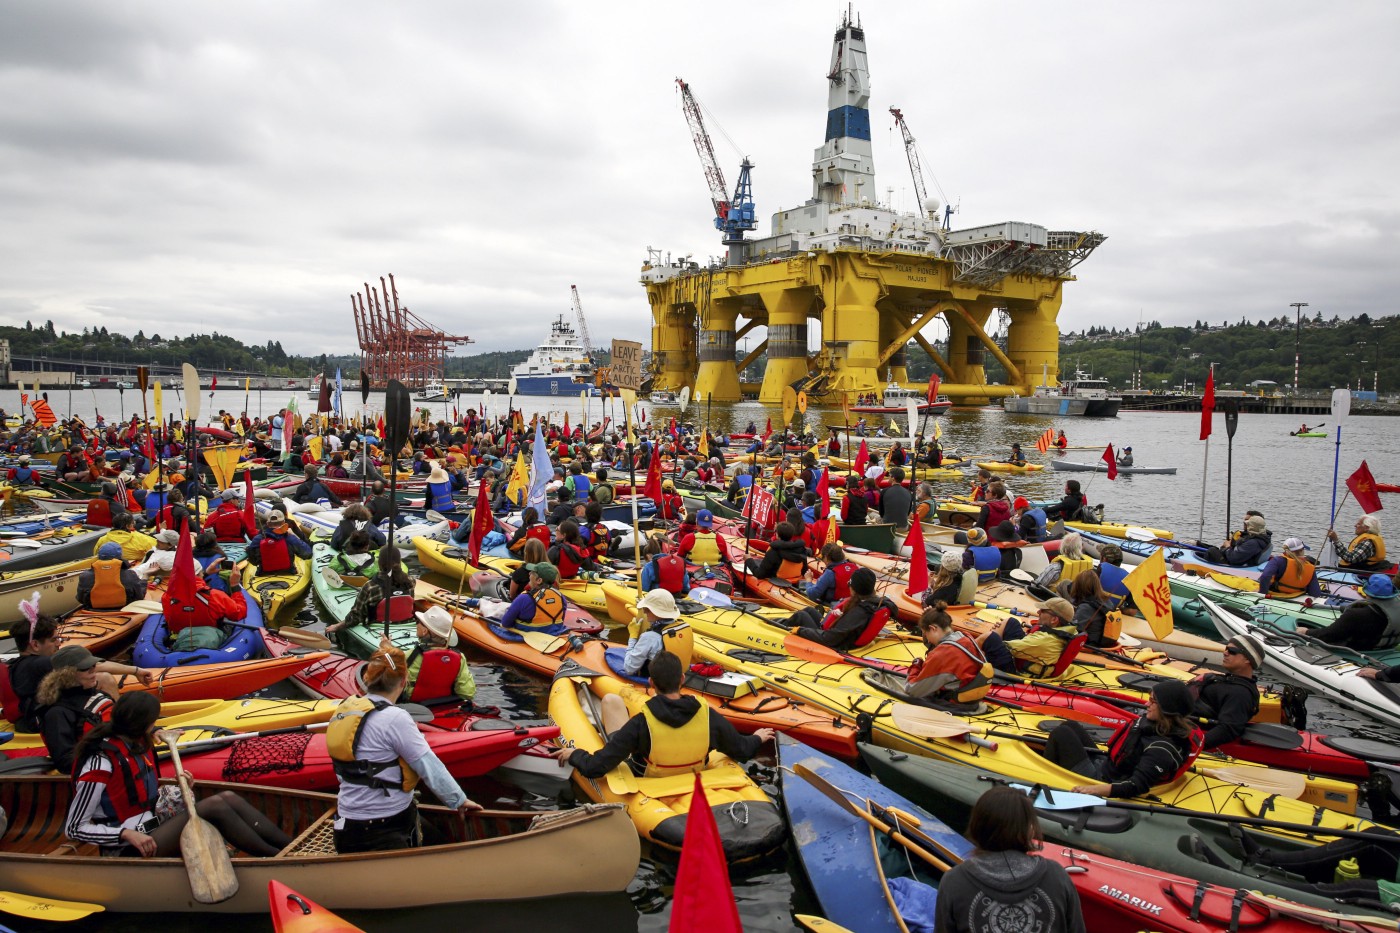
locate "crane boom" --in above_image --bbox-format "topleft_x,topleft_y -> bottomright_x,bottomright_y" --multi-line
889,107 -> 931,217
570,284 -> 593,358
676,78 -> 731,222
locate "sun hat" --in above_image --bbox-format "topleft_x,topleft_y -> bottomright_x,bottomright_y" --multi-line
989,520 -> 1021,543
637,589 -> 682,620
696,509 -> 713,529
1364,575 -> 1397,600
415,605 -> 459,647
1038,597 -> 1075,624
1152,680 -> 1194,717
526,562 -> 559,584
97,543 -> 124,560
1227,634 -> 1264,669
1245,515 -> 1267,534
52,645 -> 99,671
427,461 -> 450,484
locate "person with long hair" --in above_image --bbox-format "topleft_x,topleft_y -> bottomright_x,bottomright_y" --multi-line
326,544 -> 416,637
1067,569 -> 1116,647
1042,680 -> 1203,799
934,785 -> 1085,933
906,602 -> 994,705
65,692 -> 292,858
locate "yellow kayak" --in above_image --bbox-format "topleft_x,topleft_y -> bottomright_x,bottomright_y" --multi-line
1066,519 -> 1174,540
415,538 -> 621,616
600,579 -> 789,628
975,461 -> 1044,474
242,554 -> 312,621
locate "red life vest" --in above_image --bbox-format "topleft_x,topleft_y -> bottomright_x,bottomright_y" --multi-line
86,498 -> 113,527
258,533 -> 293,573
984,499 -> 1012,528
409,648 -> 464,703
525,524 -> 553,550
590,523 -> 611,560
164,586 -> 218,632
1106,719 -> 1204,786
375,590 -> 416,625
829,561 -> 857,600
658,492 -> 682,520
556,542 -> 589,579
74,737 -> 160,825
652,554 -> 687,594
211,504 -> 250,542
156,504 -> 179,531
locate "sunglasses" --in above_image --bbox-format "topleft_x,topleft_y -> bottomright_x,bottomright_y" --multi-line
1224,644 -> 1245,657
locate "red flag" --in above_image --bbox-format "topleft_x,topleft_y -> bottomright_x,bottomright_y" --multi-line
243,470 -> 256,537
1200,366 -> 1215,440
468,471 -> 494,566
927,373 -> 941,403
1102,443 -> 1117,481
1348,461 -> 1384,514
562,411 -> 569,436
852,439 -> 869,478
904,511 -> 929,597
814,465 -> 830,517
161,519 -> 199,624
1035,428 -> 1050,454
210,376 -> 218,391
375,413 -> 386,439
668,776 -> 743,933
762,417 -> 772,442
453,406 -> 459,423
642,448 -> 663,504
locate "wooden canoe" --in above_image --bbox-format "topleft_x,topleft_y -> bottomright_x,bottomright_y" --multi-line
0,557 -> 93,625
0,777 -> 640,912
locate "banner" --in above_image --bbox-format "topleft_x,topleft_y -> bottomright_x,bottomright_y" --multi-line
1124,548 -> 1174,640
747,484 -> 776,530
526,418 -> 551,518
505,451 -> 530,506
1347,460 -> 1384,513
1200,366 -> 1216,440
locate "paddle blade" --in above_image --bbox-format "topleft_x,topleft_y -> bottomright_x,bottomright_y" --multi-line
385,380 -> 411,453
891,702 -> 988,740
179,812 -> 239,903
274,626 -> 334,650
783,633 -> 843,665
137,366 -> 150,393
0,891 -> 105,922
360,370 -> 371,404
182,364 -> 201,421
1200,765 -> 1306,799
522,631 -> 569,654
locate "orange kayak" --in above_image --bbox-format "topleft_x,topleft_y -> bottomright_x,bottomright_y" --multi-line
114,653 -> 331,702
269,881 -> 365,933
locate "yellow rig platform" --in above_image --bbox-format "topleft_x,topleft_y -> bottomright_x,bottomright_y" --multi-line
642,13 -> 1105,406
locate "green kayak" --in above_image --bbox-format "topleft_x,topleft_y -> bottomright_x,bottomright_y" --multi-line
1292,431 -> 1327,438
1167,568 -> 1349,635
314,542 -> 419,660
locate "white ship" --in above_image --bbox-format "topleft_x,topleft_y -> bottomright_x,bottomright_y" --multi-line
510,316 -> 610,396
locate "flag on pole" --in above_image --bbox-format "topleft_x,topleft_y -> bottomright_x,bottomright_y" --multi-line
904,511 -> 929,597
668,776 -> 743,933
468,471 -> 493,566
1102,443 -> 1118,481
762,417 -> 772,443
526,417 -> 551,518
1348,461 -> 1384,513
243,470 -> 255,535
814,464 -> 830,518
852,439 -> 870,478
505,451 -> 530,506
160,519 -> 201,628
1200,366 -> 1216,440
19,382 -> 28,413
642,446 -> 664,504
284,398 -> 298,453
153,381 -> 164,425
334,368 -> 343,418
933,418 -> 942,440
30,398 -> 56,427
1124,548 -> 1174,640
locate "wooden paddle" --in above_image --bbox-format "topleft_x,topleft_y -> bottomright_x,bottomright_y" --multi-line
791,763 -> 952,871
521,630 -> 571,655
162,734 -> 240,903
889,702 -> 997,749
0,890 -> 105,922
272,626 -> 334,650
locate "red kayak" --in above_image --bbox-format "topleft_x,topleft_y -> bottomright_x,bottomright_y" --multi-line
269,880 -> 365,933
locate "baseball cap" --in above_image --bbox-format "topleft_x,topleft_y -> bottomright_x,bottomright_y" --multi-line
696,509 -> 713,529
98,542 -> 124,560
155,529 -> 181,547
220,488 -> 240,501
526,562 -> 559,583
52,645 -> 99,671
1039,597 -> 1075,623
1282,537 -> 1308,553
266,510 -> 287,526
1227,635 -> 1264,668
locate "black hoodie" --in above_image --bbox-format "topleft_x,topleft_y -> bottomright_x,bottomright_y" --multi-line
755,538 -> 809,580
934,850 -> 1085,933
565,694 -> 762,779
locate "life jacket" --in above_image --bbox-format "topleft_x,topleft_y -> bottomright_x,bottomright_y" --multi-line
570,475 -> 592,497
164,586 -> 218,632
829,560 -> 857,600
639,702 -> 711,778
408,648 -> 465,704
657,492 -> 683,520
143,491 -> 168,520
1370,598 -> 1400,650
525,524 -> 553,550
555,542 -> 590,579
374,589 -> 416,625
1345,533 -> 1387,566
687,531 -> 722,566
519,587 -> 567,629
1190,672 -> 1261,721
1025,508 -> 1047,541
590,523 -> 611,560
0,660 -> 22,724
1106,718 -> 1204,786
257,532 -> 293,574
424,480 -> 454,514
86,498 -> 113,528
88,558 -> 129,610
211,504 -> 250,542
930,631 -> 993,703
73,737 -> 160,825
327,696 -> 420,793
983,499 -> 1012,528
1269,555 -> 1316,598
11,467 -> 39,484
651,554 -> 687,594
970,482 -> 987,502
1052,554 -> 1095,586
969,545 -> 1002,584
777,552 -> 806,584
1099,562 -> 1131,609
156,504 -> 183,532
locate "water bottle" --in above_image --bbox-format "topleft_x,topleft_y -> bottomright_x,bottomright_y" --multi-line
703,562 -> 712,579
1335,857 -> 1360,883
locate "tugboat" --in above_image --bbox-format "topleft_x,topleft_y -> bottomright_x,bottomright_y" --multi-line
848,380 -> 951,415
414,382 -> 454,403
510,315 -> 612,397
1003,368 -> 1121,418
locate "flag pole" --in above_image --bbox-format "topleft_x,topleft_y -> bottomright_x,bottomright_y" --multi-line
1323,388 -> 1352,567
1195,365 -> 1215,544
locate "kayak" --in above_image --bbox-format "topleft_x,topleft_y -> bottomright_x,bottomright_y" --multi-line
50,605 -> 154,654
415,538 -> 620,617
309,542 -> 366,623
1291,431 -> 1327,437
1167,566 -> 1352,635
0,557 -> 93,625
0,777 -> 639,912
133,589 -> 266,668
1078,528 -> 1270,573
974,460 -> 1044,473
859,745 -> 1400,927
1050,459 -> 1177,475
242,553 -> 313,622
0,526 -> 107,573
269,881 -> 365,933
548,672 -> 786,862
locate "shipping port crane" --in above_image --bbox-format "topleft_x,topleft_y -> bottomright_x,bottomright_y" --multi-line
676,77 -> 756,264
570,284 -> 594,360
889,106 -> 956,230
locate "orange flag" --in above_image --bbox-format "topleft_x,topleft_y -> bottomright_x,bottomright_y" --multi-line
668,775 -> 742,933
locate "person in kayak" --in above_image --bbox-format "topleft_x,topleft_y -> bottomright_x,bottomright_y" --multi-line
246,510 -> 313,576
1300,574 -> 1400,650
1042,480 -> 1090,522
1043,680 -> 1204,798
1203,514 -> 1271,566
1190,634 -> 1263,749
329,502 -> 387,552
548,519 -> 598,581
1007,443 -> 1027,467
805,543 -> 858,604
906,602 -> 997,703
934,785 -> 1086,933
1116,446 -> 1134,468
330,644 -> 482,853
76,542 -> 146,610
327,545 -> 417,638
747,522 -> 810,583
1034,533 -> 1094,594
207,488 -> 254,543
785,567 -> 899,651
640,533 -> 691,598
976,481 -> 1012,531
403,606 -> 475,706
65,692 -> 294,858
552,650 -> 775,778
1013,496 -> 1048,543
36,645 -> 128,773
1328,514 -> 1393,573
923,552 -> 972,606
1066,570 -> 1118,648
1055,430 -> 1068,451
623,589 -> 683,677
1256,536 -> 1323,599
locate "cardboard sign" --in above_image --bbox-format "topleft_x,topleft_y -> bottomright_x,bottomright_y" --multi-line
610,339 -> 643,390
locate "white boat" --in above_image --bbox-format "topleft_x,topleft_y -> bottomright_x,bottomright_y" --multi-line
510,316 -> 609,397
415,382 -> 454,403
77,379 -> 92,389
849,381 -> 951,415
1004,368 -> 1122,417
115,380 -> 135,390
649,390 -> 678,404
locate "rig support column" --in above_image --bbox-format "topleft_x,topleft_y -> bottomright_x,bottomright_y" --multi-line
757,287 -> 815,402
649,298 -> 696,394
945,303 -> 991,404
880,311 -> 909,385
822,262 -> 884,395
1005,288 -> 1064,390
694,299 -> 742,402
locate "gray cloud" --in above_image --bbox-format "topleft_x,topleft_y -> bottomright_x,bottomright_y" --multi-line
1,0 -> 1396,358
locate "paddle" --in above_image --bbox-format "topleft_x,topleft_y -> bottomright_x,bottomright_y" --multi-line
890,702 -> 997,749
383,379 -> 412,641
0,891 -> 105,922
183,363 -> 201,508
162,733 -> 240,903
123,598 -> 166,614
791,762 -> 953,871
782,634 -> 906,673
270,626 -> 334,650
521,630 -> 571,655
159,721 -> 332,757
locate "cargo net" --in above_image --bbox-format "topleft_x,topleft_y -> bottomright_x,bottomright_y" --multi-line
221,733 -> 313,782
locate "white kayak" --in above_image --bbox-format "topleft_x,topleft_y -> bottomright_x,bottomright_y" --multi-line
1050,459 -> 1177,475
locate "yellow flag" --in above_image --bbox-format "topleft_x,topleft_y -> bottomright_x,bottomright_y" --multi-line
142,464 -> 160,489
620,388 -> 637,445
307,435 -> 324,462
506,451 -> 530,506
202,443 -> 243,490
934,419 -> 942,440
699,431 -> 709,459
233,420 -> 245,436
244,377 -> 251,392
1123,548 -> 1174,640
153,380 -> 163,425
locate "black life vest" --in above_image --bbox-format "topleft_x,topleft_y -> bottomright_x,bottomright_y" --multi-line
1106,718 -> 1204,786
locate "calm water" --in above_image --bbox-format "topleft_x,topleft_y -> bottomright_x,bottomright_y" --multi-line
11,389 -> 1400,931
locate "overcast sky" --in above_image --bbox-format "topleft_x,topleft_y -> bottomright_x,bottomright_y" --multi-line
2,1 -> 1397,360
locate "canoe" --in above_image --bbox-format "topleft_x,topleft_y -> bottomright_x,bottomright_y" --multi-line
975,460 -> 1044,474
548,673 -> 786,861
1050,459 -> 1177,475
859,745 -> 1400,927
0,526 -> 107,573
269,881 -> 364,933
133,589 -> 266,668
116,654 -> 330,703
243,553 -> 313,622
0,558 -> 93,625
0,777 -> 640,912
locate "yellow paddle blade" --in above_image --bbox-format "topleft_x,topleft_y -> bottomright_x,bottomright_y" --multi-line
0,890 -> 105,921
797,915 -> 858,933
521,631 -> 569,654
1200,765 -> 1306,799
890,701 -> 985,738
123,599 -> 165,614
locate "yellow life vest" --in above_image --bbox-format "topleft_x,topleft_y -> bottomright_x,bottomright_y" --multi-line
1270,555 -> 1317,598
88,559 -> 129,610
1347,533 -> 1387,564
687,531 -> 722,566
639,702 -> 711,778
519,587 -> 566,629
1053,555 -> 1095,586
326,696 -> 420,792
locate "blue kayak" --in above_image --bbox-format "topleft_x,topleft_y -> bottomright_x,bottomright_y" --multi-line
779,734 -> 970,933
132,590 -> 265,667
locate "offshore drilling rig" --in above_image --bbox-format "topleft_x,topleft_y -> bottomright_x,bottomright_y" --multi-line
642,11 -> 1105,405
